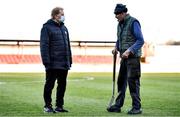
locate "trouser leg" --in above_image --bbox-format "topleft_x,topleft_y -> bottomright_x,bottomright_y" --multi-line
56,69 -> 68,107
127,58 -> 141,109
128,77 -> 141,109
115,59 -> 128,108
43,69 -> 57,107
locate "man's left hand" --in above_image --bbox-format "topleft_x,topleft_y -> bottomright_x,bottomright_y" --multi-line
121,49 -> 131,59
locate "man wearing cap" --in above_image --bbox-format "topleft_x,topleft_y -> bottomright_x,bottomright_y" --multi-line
107,4 -> 144,114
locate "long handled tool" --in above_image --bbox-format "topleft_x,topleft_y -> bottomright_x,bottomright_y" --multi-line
107,51 -> 117,109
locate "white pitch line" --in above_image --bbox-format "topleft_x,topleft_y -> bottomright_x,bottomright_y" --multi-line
0,82 -> 6,85
0,76 -> 94,85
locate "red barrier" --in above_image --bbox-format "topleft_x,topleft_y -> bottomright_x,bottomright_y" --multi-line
0,55 -> 113,64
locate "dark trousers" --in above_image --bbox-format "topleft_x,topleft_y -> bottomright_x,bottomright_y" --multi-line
115,58 -> 141,109
43,69 -> 68,107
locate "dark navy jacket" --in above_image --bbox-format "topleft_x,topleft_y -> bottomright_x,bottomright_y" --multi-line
40,19 -> 72,70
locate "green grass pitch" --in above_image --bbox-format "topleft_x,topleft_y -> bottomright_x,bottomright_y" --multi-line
0,73 -> 180,116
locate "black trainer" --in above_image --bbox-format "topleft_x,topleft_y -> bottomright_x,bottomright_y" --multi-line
44,105 -> 55,113
107,105 -> 121,113
127,108 -> 142,114
55,107 -> 69,112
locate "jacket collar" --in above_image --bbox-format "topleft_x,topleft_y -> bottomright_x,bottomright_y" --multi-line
46,19 -> 64,27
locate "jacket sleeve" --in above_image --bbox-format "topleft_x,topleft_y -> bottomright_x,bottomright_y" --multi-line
115,39 -> 120,51
116,24 -> 120,51
66,28 -> 72,65
128,21 -> 144,54
40,26 -> 50,65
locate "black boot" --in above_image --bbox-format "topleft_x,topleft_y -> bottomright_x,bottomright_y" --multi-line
127,108 -> 142,114
107,105 -> 121,113
55,106 -> 68,112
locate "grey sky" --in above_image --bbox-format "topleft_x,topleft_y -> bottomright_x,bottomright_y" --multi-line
0,0 -> 179,43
